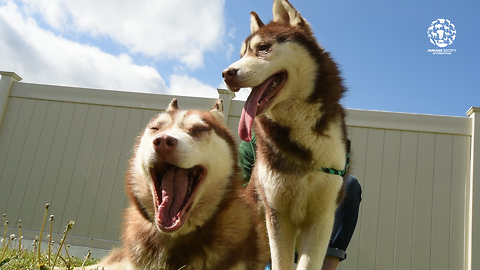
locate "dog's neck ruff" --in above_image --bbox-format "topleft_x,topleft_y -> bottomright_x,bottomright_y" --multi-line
316,141 -> 351,177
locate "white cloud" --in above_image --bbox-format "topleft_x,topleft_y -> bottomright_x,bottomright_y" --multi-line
18,0 -> 226,69
169,74 -> 218,98
0,0 -> 231,98
0,1 -> 167,93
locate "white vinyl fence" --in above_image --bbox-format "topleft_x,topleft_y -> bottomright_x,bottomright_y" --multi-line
0,71 -> 479,270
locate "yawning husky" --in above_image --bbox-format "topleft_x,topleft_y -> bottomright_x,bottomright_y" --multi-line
92,99 -> 270,270
222,0 -> 349,269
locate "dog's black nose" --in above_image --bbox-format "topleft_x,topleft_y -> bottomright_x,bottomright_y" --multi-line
153,135 -> 178,153
222,67 -> 238,79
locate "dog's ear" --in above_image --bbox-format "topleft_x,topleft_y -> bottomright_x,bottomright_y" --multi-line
250,11 -> 264,33
167,98 -> 179,112
210,99 -> 224,122
272,0 -> 312,33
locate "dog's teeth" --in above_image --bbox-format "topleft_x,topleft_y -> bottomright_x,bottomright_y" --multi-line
187,179 -> 193,193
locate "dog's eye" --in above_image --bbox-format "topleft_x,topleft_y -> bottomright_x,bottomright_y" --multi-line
257,44 -> 272,56
149,120 -> 168,131
190,125 -> 210,136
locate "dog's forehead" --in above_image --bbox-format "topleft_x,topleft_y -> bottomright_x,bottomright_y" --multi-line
154,111 -> 206,128
151,111 -> 175,126
249,35 -> 263,49
241,34 -> 262,56
182,112 -> 207,127
244,33 -> 278,51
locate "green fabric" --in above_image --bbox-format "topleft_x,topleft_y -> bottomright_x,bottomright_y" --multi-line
238,134 -> 256,181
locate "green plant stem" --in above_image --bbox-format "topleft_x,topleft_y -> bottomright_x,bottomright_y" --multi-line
48,215 -> 54,268
38,203 -> 50,266
81,250 -> 92,268
2,217 -> 7,251
32,237 -> 38,263
52,221 -> 74,269
0,237 -> 13,262
18,220 -> 22,253
65,244 -> 72,268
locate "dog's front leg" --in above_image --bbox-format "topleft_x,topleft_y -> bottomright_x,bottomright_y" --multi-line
265,206 -> 297,270
295,203 -> 337,270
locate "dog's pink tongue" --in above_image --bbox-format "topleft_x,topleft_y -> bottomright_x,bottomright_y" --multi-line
239,87 -> 265,142
159,167 -> 188,228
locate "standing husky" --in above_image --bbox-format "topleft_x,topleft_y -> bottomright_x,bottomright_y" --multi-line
222,0 -> 349,269
91,99 -> 269,270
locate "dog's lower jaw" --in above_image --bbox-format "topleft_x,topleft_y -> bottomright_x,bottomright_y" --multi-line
150,164 -> 207,234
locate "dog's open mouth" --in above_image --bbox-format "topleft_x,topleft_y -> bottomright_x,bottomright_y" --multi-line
150,163 -> 206,233
239,71 -> 287,142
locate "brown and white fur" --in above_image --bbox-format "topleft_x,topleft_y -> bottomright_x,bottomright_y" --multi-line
89,99 -> 269,270
222,0 -> 349,269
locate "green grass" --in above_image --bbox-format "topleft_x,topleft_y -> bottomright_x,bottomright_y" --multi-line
1,204 -> 100,269
0,246 -> 99,269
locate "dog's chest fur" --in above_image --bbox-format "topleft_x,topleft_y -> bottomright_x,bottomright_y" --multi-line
253,102 -> 346,222
103,184 -> 269,270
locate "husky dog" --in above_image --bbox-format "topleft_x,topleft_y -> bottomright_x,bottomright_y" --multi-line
222,0 -> 349,269
92,99 -> 269,270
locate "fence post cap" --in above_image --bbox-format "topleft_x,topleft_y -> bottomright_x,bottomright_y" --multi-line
0,71 -> 22,82
467,107 -> 480,116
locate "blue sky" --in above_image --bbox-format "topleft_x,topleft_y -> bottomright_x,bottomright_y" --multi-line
0,0 -> 478,117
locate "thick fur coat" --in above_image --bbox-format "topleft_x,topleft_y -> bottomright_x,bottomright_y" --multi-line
223,1 -> 349,269
88,100 -> 270,270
